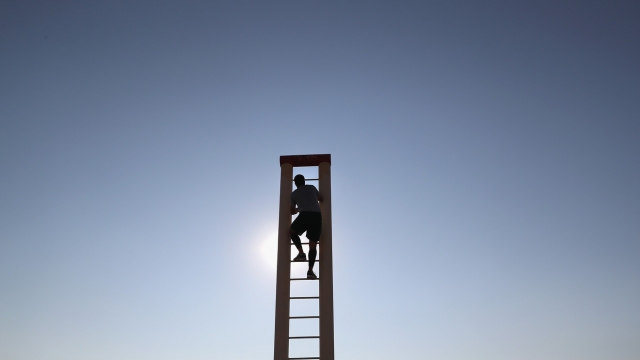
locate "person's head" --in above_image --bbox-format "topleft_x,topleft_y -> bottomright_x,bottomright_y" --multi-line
294,174 -> 305,187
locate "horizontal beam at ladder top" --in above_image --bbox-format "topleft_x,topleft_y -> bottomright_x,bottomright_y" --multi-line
280,154 -> 331,167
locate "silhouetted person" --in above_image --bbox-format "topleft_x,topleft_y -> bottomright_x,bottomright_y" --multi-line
290,174 -> 323,279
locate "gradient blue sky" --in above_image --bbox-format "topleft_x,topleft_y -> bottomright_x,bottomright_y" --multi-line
1,1 -> 639,359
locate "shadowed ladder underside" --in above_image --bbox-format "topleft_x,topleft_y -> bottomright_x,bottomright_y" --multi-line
274,154 -> 334,360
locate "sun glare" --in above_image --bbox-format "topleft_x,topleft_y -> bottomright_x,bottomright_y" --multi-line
260,232 -> 278,271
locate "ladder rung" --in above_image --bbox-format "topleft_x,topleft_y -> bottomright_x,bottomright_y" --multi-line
289,358 -> 320,359
290,278 -> 319,281
289,336 -> 320,339
292,178 -> 319,181
290,316 -> 320,319
292,242 -> 312,245
290,296 -> 319,299
291,259 -> 320,262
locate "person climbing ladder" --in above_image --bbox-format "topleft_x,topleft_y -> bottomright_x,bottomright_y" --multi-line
289,174 -> 324,279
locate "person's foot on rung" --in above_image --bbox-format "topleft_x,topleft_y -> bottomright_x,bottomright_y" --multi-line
293,253 -> 306,262
307,270 -> 317,279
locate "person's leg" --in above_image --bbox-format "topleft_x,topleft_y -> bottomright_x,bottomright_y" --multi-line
308,240 -> 318,272
290,213 -> 307,259
290,228 -> 304,255
306,212 -> 322,278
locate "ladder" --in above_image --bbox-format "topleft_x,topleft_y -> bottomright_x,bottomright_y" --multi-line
274,154 -> 334,360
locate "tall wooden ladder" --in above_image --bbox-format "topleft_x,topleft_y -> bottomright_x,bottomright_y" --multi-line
274,154 -> 334,360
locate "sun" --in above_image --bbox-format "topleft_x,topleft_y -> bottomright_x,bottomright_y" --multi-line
259,231 -> 279,271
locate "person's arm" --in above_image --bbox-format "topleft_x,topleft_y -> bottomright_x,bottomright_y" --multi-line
290,191 -> 298,215
316,187 -> 324,202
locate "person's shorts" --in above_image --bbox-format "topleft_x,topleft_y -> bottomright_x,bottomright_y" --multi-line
291,211 -> 322,242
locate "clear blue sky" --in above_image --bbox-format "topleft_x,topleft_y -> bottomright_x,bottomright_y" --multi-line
1,1 -> 639,359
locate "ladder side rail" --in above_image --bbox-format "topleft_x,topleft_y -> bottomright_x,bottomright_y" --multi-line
274,163 -> 294,360
318,162 -> 334,360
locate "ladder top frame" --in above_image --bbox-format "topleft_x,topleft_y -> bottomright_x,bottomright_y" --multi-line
280,154 -> 331,167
